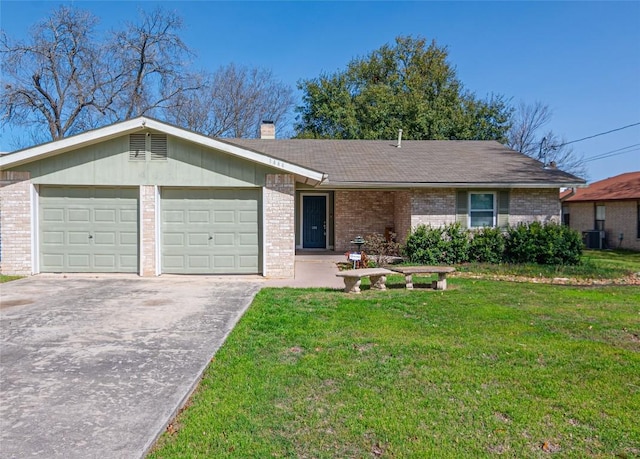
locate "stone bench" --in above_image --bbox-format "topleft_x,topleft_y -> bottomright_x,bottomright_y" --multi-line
335,267 -> 394,294
389,266 -> 456,290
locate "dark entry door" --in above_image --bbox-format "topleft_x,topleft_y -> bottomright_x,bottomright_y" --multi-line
303,195 -> 326,248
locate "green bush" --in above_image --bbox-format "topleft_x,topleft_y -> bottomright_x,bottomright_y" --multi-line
469,227 -> 505,264
404,223 -> 469,265
404,221 -> 582,266
505,222 -> 582,265
442,222 -> 470,264
404,225 -> 446,265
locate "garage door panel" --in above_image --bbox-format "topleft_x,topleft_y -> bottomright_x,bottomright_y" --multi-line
239,255 -> 259,268
214,234 -> 234,246
94,254 -> 116,268
40,187 -> 138,273
188,233 -> 210,246
120,209 -> 138,223
213,210 -> 234,223
161,188 -> 260,274
188,210 -> 210,223
42,208 -> 64,222
68,209 -> 91,222
68,254 -> 91,269
95,209 -> 117,223
120,232 -> 138,246
163,210 -> 185,223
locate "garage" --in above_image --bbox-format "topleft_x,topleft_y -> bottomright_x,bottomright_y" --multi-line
39,186 -> 139,273
161,188 -> 261,274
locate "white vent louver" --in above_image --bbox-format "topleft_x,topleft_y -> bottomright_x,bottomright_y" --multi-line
129,134 -> 146,160
150,134 -> 167,160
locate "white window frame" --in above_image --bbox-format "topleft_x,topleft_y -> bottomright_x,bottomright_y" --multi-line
468,192 -> 497,228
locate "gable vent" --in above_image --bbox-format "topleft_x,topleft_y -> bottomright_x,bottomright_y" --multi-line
150,134 -> 167,160
129,134 -> 146,161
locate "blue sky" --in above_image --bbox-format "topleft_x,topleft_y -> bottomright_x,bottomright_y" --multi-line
1,1 -> 639,182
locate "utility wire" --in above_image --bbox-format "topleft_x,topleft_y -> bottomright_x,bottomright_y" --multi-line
554,122 -> 640,148
583,143 -> 640,160
583,146 -> 640,163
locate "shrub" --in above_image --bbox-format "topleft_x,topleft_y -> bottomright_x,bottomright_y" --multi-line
442,222 -> 470,264
469,227 -> 505,264
505,222 -> 582,265
363,232 -> 401,266
404,223 -> 469,265
404,221 -> 582,266
404,225 -> 446,265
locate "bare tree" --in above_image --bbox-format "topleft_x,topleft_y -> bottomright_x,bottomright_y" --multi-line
108,8 -> 200,120
507,101 -> 587,178
171,63 -> 295,138
1,6 -> 110,141
1,6 -> 202,144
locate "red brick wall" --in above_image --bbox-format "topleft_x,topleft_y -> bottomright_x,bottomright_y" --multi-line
334,190 -> 395,251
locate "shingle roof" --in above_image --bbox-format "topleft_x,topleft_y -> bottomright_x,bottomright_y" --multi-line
225,139 -> 585,187
561,171 -> 640,201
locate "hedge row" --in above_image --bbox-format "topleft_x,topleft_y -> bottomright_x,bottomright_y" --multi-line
403,222 -> 583,266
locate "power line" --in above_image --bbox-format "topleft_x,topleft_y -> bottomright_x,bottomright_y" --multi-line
555,122 -> 640,148
583,142 -> 640,160
583,146 -> 640,163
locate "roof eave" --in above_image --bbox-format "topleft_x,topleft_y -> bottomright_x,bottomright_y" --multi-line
0,117 -> 326,183
314,181 -> 587,189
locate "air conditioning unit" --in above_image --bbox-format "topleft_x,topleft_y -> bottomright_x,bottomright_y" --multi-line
582,230 -> 603,249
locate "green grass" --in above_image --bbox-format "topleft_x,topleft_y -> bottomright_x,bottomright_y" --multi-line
0,274 -> 22,283
149,280 -> 640,458
457,249 -> 640,280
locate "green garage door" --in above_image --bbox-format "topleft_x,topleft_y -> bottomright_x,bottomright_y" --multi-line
39,186 -> 139,273
161,188 -> 260,274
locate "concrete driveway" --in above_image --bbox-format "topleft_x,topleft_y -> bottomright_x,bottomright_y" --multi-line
0,275 -> 261,459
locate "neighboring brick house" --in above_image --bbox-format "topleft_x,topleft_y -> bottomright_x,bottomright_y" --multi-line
561,171 -> 640,251
0,117 -> 585,277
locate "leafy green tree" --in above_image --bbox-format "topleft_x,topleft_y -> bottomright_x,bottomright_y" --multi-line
295,36 -> 511,141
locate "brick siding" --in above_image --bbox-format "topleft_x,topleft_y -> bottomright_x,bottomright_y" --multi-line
410,188 -> 457,229
508,188 -> 560,225
0,172 -> 32,275
564,202 -> 593,236
264,174 -> 295,278
334,190 -> 395,251
393,191 -> 411,244
140,185 -> 157,276
566,200 -> 640,250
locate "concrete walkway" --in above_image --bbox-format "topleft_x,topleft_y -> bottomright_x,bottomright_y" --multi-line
0,276 -> 261,459
265,252 -> 345,289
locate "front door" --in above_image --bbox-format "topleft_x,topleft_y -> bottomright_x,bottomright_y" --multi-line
303,195 -> 326,248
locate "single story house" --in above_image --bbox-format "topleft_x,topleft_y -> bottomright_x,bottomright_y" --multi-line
561,171 -> 640,251
0,117 -> 585,277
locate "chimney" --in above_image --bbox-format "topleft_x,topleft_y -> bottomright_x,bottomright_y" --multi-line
260,120 -> 275,139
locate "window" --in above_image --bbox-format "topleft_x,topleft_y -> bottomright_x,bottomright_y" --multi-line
637,203 -> 640,239
562,206 -> 570,226
469,193 -> 496,228
595,204 -> 605,231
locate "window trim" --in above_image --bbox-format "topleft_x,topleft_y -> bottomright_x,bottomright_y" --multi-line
595,204 -> 605,231
468,191 -> 497,228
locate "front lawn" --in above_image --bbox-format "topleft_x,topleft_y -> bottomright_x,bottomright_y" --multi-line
149,279 -> 640,458
457,249 -> 640,281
